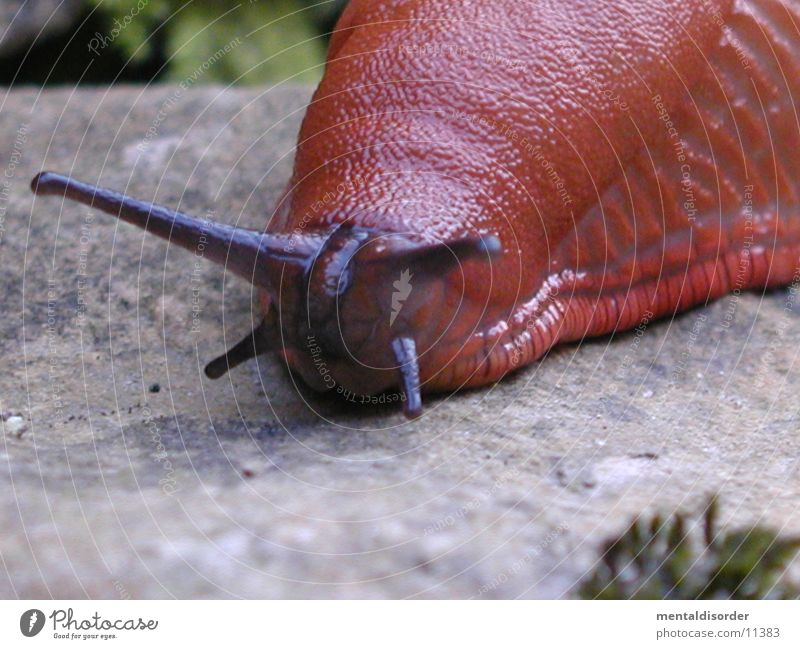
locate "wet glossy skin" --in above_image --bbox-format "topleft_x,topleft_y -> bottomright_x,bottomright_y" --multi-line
268,0 -> 800,396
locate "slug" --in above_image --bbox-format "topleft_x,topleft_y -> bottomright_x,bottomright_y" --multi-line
31,0 -> 800,418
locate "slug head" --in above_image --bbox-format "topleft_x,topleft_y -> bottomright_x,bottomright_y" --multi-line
268,226 -> 501,417
30,172 -> 501,418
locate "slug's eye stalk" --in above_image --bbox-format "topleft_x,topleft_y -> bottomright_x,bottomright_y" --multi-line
30,172 -> 323,282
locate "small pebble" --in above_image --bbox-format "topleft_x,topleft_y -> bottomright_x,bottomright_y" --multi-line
5,416 -> 26,437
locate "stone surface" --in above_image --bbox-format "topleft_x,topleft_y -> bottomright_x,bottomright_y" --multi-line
1,85 -> 799,599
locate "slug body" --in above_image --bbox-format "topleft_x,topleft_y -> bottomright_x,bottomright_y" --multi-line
32,0 -> 800,417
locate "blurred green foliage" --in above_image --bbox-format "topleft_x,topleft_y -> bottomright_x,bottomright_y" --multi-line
579,497 -> 800,599
88,0 -> 347,84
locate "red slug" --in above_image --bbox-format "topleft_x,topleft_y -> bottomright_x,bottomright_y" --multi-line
31,0 -> 800,418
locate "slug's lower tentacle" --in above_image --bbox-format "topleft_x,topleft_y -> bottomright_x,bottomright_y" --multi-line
204,316 -> 277,379
391,337 -> 422,419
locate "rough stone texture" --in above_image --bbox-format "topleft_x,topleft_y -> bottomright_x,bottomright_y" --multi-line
1,86 -> 799,599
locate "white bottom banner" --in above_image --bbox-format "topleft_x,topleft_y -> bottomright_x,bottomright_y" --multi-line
0,600 -> 797,647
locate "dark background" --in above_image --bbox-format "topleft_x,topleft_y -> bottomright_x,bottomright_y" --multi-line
0,0 -> 348,86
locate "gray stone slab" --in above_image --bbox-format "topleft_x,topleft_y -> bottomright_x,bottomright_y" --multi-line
1,85 -> 799,598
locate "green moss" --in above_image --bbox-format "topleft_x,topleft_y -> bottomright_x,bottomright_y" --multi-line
579,497 -> 800,599
87,0 -> 347,84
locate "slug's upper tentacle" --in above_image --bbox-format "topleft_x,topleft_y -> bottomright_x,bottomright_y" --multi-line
30,171 -> 324,286
377,236 -> 502,278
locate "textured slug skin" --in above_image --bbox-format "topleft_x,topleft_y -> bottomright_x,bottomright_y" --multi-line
269,0 -> 800,393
